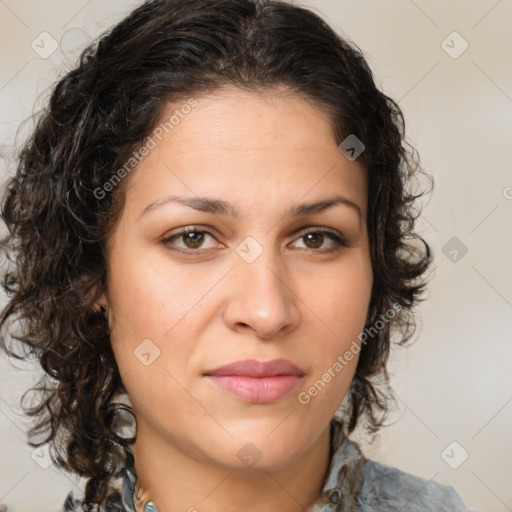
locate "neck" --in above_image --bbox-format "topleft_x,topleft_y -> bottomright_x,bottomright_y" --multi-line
131,421 -> 332,512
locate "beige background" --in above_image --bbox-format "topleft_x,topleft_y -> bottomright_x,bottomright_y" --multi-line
1,1 -> 511,511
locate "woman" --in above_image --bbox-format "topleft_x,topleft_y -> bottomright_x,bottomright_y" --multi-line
0,0 -> 469,510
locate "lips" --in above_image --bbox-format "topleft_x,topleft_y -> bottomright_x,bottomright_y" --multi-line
204,358 -> 304,378
204,359 -> 305,404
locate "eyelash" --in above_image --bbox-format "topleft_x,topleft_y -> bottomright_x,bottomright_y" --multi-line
161,225 -> 351,254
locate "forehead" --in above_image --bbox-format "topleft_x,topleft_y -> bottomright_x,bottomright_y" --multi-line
121,85 -> 367,218
161,84 -> 337,153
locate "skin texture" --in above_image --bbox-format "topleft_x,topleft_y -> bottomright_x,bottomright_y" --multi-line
96,85 -> 373,512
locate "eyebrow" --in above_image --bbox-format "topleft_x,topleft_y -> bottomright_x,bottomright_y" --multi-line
140,194 -> 362,219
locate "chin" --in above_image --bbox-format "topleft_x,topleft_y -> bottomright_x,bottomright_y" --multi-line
201,420 -> 313,471
210,442 -> 303,473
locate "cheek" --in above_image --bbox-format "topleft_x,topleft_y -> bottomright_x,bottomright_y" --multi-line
311,258 -> 372,331
107,247 -> 192,334
301,256 -> 372,383
106,250 -> 215,396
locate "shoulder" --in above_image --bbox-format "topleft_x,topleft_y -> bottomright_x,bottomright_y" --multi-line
320,432 -> 470,512
353,458 -> 470,512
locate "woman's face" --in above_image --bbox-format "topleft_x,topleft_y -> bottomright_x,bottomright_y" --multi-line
101,85 -> 372,471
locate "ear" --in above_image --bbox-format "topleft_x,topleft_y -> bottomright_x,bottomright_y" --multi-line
93,293 -> 108,314
81,275 -> 109,314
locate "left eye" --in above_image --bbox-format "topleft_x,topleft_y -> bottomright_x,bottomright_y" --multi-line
291,229 -> 350,251
161,227 -> 349,252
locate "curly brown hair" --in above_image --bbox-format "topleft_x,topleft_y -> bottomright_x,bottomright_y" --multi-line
0,0 -> 432,504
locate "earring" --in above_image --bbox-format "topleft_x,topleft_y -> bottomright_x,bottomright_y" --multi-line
98,304 -> 107,315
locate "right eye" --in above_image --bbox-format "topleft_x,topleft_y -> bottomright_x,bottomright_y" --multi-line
161,226 -> 221,252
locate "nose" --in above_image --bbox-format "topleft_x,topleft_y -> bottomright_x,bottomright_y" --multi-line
221,240 -> 301,340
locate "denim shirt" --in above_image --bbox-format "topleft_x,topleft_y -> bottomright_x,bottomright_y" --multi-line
61,420 -> 470,512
